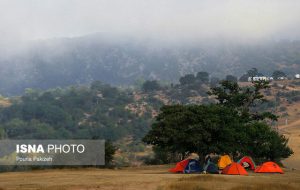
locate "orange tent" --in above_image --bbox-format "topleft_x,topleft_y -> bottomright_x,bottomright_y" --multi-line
255,161 -> 284,174
222,162 -> 248,175
218,155 -> 232,169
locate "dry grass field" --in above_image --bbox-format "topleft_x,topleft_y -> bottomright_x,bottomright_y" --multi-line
0,166 -> 177,190
0,166 -> 299,190
162,172 -> 300,190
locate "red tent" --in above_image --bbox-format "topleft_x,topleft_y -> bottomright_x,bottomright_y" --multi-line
255,161 -> 284,174
222,162 -> 248,175
169,159 -> 190,173
238,156 -> 256,170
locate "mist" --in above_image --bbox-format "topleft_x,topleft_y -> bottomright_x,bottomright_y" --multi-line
0,0 -> 300,45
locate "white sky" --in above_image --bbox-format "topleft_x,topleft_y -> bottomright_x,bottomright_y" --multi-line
0,0 -> 300,43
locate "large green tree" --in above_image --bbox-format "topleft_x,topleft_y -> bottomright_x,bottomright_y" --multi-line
143,105 -> 244,157
143,81 -> 293,162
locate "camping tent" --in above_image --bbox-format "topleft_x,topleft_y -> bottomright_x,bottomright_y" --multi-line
169,159 -> 189,173
218,155 -> 232,169
169,159 -> 203,173
254,161 -> 284,174
238,156 -> 256,170
205,162 -> 219,174
184,159 -> 203,173
222,162 -> 248,175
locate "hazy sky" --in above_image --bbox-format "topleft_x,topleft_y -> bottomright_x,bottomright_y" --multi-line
0,0 -> 300,43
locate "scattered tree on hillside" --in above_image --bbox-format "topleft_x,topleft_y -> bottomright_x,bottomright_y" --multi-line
142,80 -> 161,92
247,68 -> 259,77
91,81 -> 104,91
239,68 -> 263,82
0,128 -> 6,139
239,74 -> 249,82
196,71 -> 209,84
272,70 -> 287,80
179,74 -> 196,85
210,77 -> 220,87
208,80 -> 277,122
225,75 -> 238,82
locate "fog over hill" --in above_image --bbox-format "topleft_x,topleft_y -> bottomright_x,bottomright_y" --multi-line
0,0 -> 300,95
0,35 -> 299,95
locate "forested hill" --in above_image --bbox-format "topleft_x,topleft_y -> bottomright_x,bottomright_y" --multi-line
0,74 -> 214,141
0,82 -> 152,141
1,72 -> 300,164
0,35 -> 300,95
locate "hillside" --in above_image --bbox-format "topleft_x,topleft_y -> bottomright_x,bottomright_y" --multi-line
1,36 -> 300,95
278,87 -> 300,170
0,82 -> 155,141
0,78 -> 300,190
253,79 -> 300,169
281,119 -> 300,170
0,73 -> 213,142
1,77 -> 300,167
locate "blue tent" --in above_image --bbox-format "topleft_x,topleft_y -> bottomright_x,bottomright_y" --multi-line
205,162 -> 219,174
183,159 -> 203,173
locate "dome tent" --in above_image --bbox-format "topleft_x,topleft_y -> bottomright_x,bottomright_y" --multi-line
255,161 -> 284,174
169,159 -> 203,173
237,156 -> 256,170
218,155 -> 232,169
222,162 -> 248,175
204,162 -> 219,174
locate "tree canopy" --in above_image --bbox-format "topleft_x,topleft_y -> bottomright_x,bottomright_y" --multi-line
179,74 -> 196,85
142,80 -> 161,92
272,70 -> 287,80
196,72 -> 209,84
143,81 -> 293,163
208,80 -> 278,122
225,75 -> 238,82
